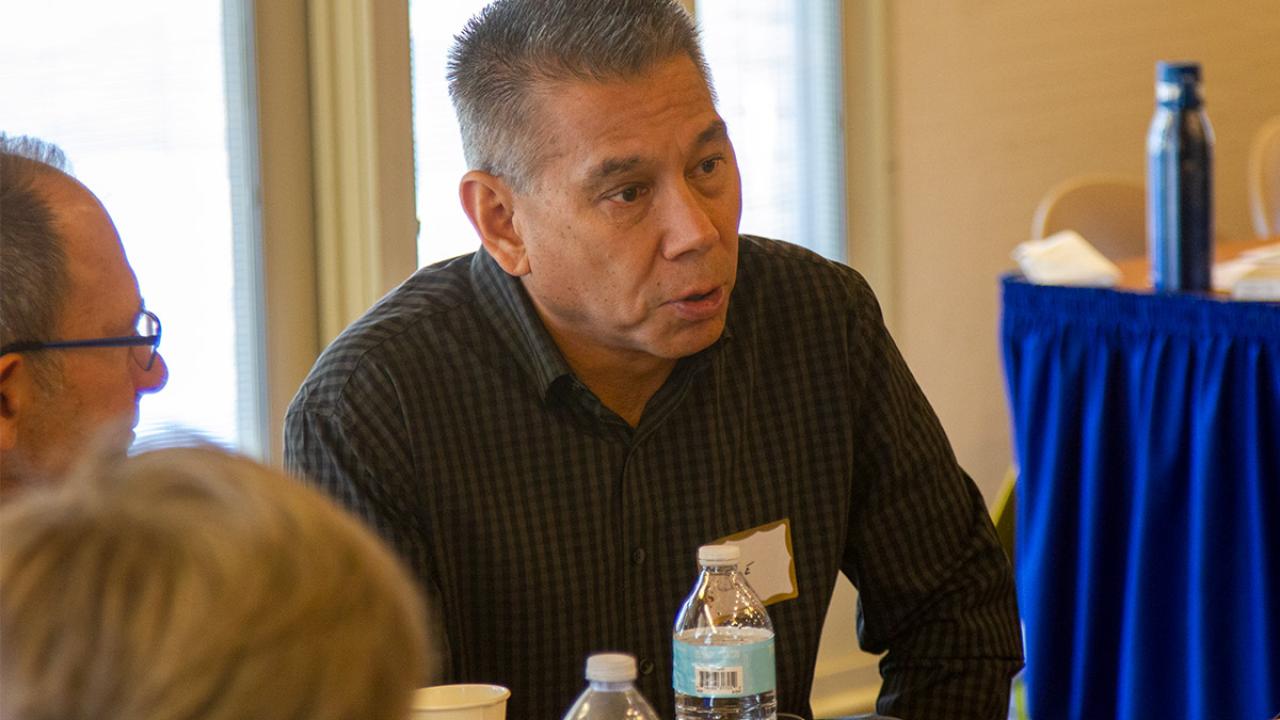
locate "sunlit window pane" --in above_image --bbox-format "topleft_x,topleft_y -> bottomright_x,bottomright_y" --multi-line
0,0 -> 253,449
410,0 -> 494,268
698,0 -> 846,261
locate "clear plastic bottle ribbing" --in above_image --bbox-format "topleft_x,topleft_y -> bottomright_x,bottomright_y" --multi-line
672,545 -> 777,720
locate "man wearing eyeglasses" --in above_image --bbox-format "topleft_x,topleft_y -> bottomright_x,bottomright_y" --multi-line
0,135 -> 168,498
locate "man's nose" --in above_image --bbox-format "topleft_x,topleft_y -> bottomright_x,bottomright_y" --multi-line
661,182 -> 719,260
136,352 -> 169,394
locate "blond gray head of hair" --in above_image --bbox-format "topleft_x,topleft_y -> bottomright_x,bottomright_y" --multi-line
0,445 -> 432,720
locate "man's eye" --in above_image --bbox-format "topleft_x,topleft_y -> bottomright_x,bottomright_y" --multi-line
608,185 -> 646,203
697,157 -> 722,175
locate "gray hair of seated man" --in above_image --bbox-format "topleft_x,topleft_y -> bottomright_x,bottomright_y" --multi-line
0,134 -> 73,389
447,0 -> 714,191
0,444 -> 433,720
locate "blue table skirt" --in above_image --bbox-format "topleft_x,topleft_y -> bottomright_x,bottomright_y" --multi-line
1000,276 -> 1280,720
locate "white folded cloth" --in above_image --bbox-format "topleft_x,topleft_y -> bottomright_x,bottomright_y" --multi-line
1214,242 -> 1280,300
1012,230 -> 1121,287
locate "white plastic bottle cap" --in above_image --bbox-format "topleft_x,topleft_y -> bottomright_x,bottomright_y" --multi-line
697,543 -> 741,566
585,653 -> 637,682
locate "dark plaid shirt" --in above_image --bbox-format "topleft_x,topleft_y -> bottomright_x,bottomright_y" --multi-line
285,236 -> 1022,719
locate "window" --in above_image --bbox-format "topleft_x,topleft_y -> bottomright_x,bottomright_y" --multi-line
0,1 -> 263,452
697,0 -> 847,261
410,0 -> 494,268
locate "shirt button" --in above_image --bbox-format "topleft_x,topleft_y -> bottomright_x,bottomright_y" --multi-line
639,657 -> 655,675
631,547 -> 647,566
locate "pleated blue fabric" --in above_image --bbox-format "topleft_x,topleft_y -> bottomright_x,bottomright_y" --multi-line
1000,276 -> 1280,720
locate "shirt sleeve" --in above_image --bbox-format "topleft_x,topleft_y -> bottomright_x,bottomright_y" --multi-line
840,276 -> 1024,720
283,373 -> 450,682
284,399 -> 421,568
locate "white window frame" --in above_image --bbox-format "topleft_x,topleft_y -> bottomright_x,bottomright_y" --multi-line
246,0 -> 417,462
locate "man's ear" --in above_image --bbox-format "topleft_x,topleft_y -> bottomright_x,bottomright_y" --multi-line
459,170 -> 530,277
0,354 -> 31,453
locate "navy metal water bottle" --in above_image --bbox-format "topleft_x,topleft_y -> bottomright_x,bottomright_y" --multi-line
1146,61 -> 1214,292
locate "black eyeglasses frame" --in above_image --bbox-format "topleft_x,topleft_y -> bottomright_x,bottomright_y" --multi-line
0,309 -> 162,371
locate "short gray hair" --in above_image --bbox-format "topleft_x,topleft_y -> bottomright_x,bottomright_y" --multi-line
447,0 -> 713,190
0,134 -> 72,387
0,445 -> 433,720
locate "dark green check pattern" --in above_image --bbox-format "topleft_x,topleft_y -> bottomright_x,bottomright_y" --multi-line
284,236 -> 1023,719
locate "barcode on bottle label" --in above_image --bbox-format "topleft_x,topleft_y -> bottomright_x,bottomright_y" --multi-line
673,633 -> 775,698
695,666 -> 743,694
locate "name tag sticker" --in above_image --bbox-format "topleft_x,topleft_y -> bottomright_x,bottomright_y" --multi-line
714,518 -> 797,605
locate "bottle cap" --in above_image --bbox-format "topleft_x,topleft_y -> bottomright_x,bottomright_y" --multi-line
585,653 -> 637,682
1156,60 -> 1201,85
697,543 -> 741,566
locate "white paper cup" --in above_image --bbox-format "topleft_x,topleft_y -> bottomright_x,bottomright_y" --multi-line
409,684 -> 510,719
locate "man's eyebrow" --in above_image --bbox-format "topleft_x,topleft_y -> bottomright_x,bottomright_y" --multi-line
695,120 -> 728,146
587,155 -> 645,185
584,120 -> 728,186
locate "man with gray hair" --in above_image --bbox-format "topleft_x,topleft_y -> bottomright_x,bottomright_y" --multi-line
0,135 -> 168,498
286,1 -> 1022,718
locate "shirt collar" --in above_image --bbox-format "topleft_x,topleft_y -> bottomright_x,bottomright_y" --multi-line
471,249 -> 574,397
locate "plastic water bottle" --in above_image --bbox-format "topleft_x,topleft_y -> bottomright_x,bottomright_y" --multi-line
673,544 -> 777,720
562,653 -> 661,720
1146,60 -> 1214,292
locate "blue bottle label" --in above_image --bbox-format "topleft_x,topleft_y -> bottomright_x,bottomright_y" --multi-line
673,631 -> 775,698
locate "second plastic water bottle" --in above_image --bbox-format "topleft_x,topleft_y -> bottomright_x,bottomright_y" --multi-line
562,653 -> 661,720
673,544 -> 777,720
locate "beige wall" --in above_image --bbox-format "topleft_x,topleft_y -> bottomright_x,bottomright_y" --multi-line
884,0 -> 1280,498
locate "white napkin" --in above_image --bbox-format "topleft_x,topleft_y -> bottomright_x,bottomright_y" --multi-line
1214,242 -> 1280,300
1012,230 -> 1121,287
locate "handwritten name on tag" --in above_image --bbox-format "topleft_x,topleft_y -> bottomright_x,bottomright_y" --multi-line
714,518 -> 797,605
